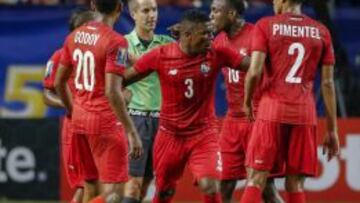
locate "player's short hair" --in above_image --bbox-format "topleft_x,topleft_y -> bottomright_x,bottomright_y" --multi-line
93,0 -> 122,15
180,9 -> 209,25
69,9 -> 96,31
226,0 -> 246,16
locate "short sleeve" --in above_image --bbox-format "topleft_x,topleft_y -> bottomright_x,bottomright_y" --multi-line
43,49 -> 62,90
321,27 -> 335,66
59,38 -> 72,68
105,37 -> 129,76
251,19 -> 269,53
215,43 -> 245,69
134,47 -> 160,74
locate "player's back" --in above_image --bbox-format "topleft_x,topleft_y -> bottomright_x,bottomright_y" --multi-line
63,21 -> 127,113
253,13 -> 334,125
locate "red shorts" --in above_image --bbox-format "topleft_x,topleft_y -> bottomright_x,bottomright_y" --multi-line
61,116 -> 83,188
153,128 -> 221,191
72,124 -> 129,183
219,117 -> 252,180
246,119 -> 318,176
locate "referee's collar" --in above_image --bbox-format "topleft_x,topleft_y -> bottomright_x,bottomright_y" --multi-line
128,30 -> 162,47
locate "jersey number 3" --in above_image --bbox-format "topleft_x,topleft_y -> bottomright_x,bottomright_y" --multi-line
73,48 -> 95,91
184,78 -> 194,99
286,42 -> 305,84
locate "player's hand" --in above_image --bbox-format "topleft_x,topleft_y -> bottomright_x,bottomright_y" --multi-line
322,131 -> 340,161
127,131 -> 143,160
122,89 -> 133,105
243,101 -> 255,122
128,53 -> 138,67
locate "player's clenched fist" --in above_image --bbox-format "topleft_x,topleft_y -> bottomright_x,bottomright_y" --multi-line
127,130 -> 144,160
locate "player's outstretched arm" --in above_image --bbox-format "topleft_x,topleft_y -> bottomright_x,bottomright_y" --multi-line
321,65 -> 340,161
55,64 -> 73,115
43,89 -> 64,108
243,51 -> 266,121
123,67 -> 152,87
105,73 -> 143,160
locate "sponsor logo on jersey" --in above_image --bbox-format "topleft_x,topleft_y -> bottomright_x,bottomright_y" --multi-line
239,48 -> 248,56
200,62 -> 210,74
168,69 -> 178,76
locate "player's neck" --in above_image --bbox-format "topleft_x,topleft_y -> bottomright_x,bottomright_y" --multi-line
135,27 -> 154,41
282,5 -> 302,15
179,42 -> 197,57
227,18 -> 245,38
100,16 -> 117,28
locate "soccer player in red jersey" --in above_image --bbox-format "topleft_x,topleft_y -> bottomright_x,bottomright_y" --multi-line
43,10 -> 97,203
124,9 -> 249,203
210,0 -> 283,202
242,0 -> 339,202
55,0 -> 143,202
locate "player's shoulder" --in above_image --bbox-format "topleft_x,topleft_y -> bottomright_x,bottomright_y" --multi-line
254,15 -> 274,26
105,29 -> 128,48
213,31 -> 229,47
52,48 -> 63,60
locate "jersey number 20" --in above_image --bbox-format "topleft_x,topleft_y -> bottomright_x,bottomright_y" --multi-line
286,42 -> 305,84
73,48 -> 95,91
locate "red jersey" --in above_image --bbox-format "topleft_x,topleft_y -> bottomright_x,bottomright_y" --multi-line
43,48 -> 76,94
252,13 -> 335,125
60,21 -> 128,113
214,23 -> 262,119
44,48 -> 63,90
134,42 -> 245,135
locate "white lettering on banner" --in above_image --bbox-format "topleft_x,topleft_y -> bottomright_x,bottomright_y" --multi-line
305,148 -> 340,191
7,147 -> 35,183
341,134 -> 360,191
232,134 -> 360,192
0,139 -> 46,183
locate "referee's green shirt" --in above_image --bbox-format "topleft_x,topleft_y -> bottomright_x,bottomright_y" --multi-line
125,30 -> 173,111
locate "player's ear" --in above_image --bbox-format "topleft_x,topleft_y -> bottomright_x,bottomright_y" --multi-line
228,9 -> 236,21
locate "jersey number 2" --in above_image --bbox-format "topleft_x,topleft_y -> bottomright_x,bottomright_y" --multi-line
286,42 -> 305,84
73,48 -> 95,91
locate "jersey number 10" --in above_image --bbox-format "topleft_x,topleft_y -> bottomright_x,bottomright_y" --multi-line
73,48 -> 95,91
286,42 -> 305,84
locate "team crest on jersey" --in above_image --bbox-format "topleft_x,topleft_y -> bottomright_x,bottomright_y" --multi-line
44,60 -> 54,78
200,62 -> 210,74
116,48 -> 129,66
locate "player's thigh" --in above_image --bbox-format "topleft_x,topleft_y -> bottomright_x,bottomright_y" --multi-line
153,130 -> 187,189
287,125 -> 317,176
220,119 -> 251,180
188,130 -> 221,180
89,126 -> 129,183
245,119 -> 285,173
72,133 -> 98,181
